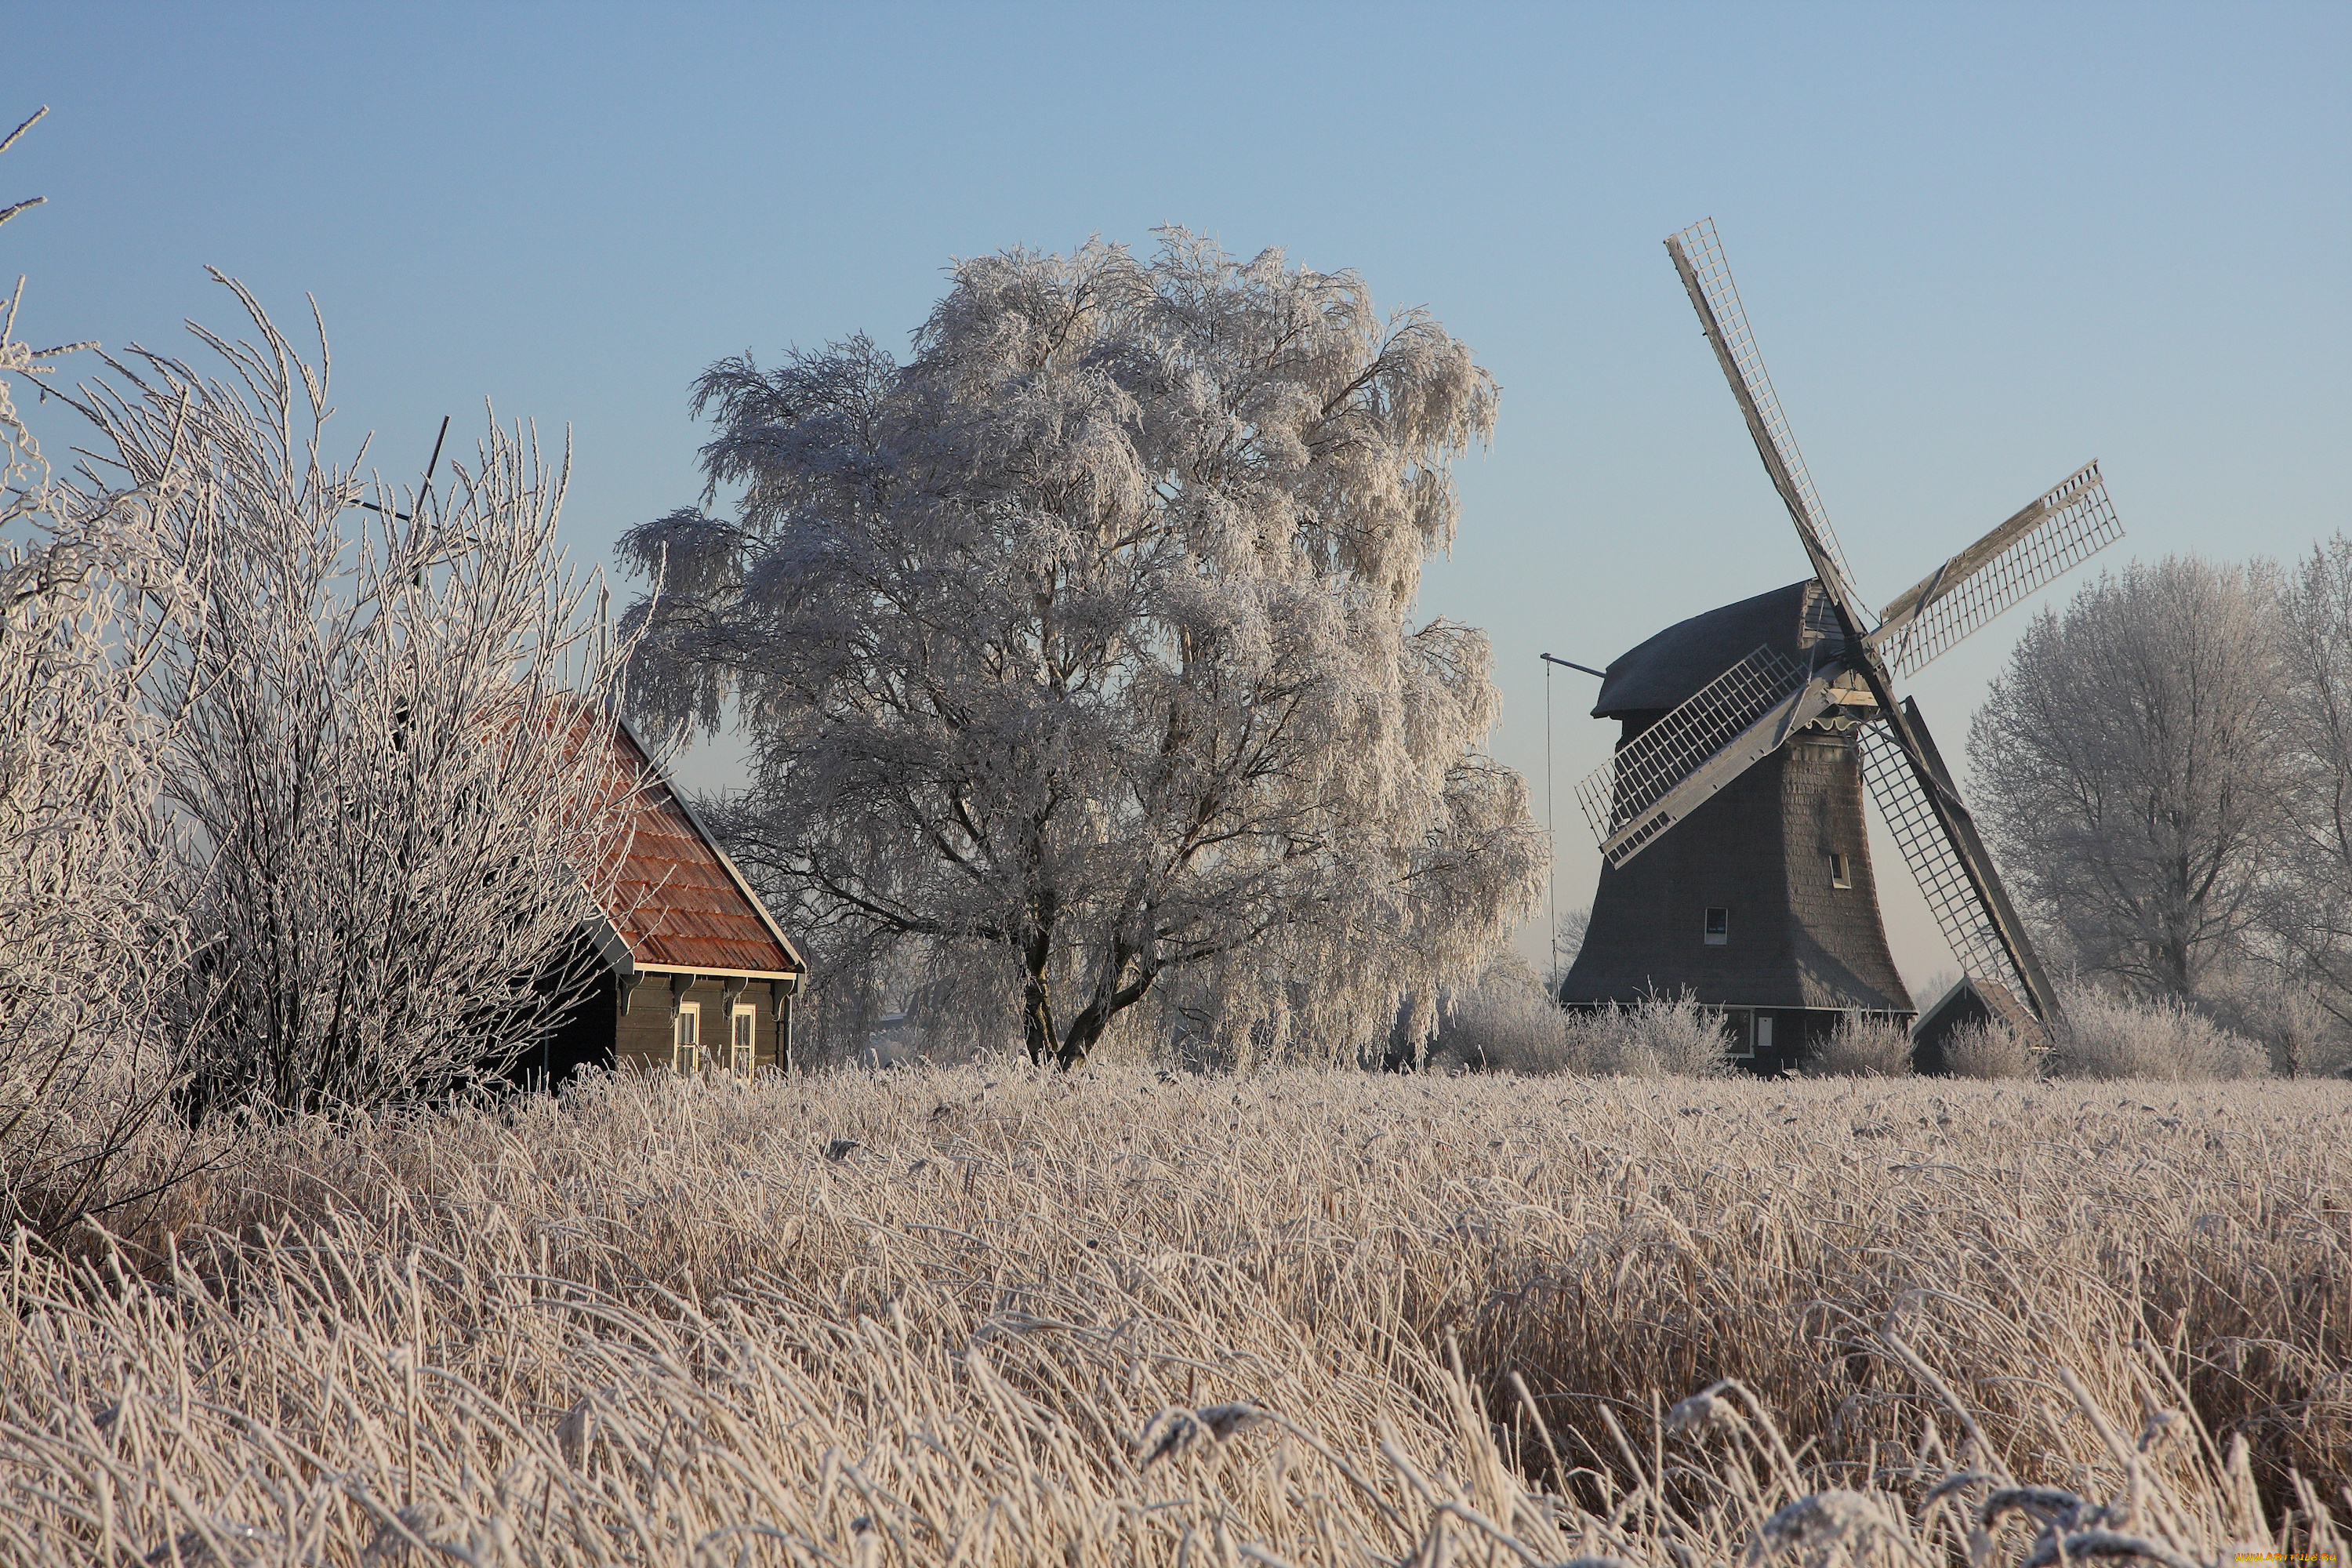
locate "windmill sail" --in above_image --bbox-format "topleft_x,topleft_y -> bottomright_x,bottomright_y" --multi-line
1574,220 -> 2114,1044
1577,644 -> 1833,867
1667,219 -> 1869,624
1872,460 -> 2124,677
1857,707 -> 2051,1031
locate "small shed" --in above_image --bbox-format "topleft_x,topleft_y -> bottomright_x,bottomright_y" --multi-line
522,721 -> 805,1087
1909,975 -> 1996,1076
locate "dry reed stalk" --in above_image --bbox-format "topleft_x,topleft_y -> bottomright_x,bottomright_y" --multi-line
2,1066 -> 2347,1564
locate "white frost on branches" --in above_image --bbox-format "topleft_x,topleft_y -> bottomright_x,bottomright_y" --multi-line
622,230 -> 1547,1066
1969,549 -> 2352,1073
2270,535 -> 2352,1061
80,280 -> 643,1115
1971,557 -> 2288,1003
0,106 -> 205,1232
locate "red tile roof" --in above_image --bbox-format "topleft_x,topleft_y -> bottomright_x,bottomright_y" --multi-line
591,724 -> 803,976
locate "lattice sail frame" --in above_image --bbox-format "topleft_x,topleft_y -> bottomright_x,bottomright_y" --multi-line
1857,720 -> 2038,1032
1577,644 -> 1806,850
1878,461 -> 2125,678
1671,218 -> 1864,604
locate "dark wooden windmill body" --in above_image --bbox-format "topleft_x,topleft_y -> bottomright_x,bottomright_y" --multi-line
1559,220 -> 2127,1072
1562,581 -> 1910,1072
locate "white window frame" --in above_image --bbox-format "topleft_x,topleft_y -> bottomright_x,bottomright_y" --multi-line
730,1004 -> 757,1080
1704,906 -> 1730,946
1830,852 -> 1853,888
673,1001 -> 701,1074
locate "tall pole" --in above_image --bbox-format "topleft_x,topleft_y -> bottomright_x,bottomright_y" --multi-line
1544,656 -> 1556,984
1537,654 -> 1606,986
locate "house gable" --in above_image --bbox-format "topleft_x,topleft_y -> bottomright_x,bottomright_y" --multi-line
590,721 -> 804,979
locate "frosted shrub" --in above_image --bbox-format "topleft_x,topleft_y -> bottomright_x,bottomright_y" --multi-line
1805,1014 -> 1914,1077
2205,974 -> 2352,1080
1941,1018 -> 2039,1080
0,499 -> 194,1232
1563,990 -> 1730,1078
0,107 -> 209,1235
2053,989 -> 2269,1080
82,285 -> 643,1116
1428,960 -> 1570,1072
2259,991 -> 2352,1079
1619,990 -> 1735,1076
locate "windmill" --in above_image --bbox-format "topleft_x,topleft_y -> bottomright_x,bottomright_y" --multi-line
1555,219 -> 2122,1069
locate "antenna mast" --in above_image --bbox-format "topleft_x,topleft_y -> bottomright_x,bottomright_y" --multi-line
1540,653 -> 1605,984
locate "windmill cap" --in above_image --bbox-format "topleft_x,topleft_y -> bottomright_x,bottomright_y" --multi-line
1593,579 -> 1841,718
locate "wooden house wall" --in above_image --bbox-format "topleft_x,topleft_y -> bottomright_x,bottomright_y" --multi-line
1737,1007 -> 1906,1076
1564,1001 -> 1902,1077
612,975 -> 787,1076
514,963 -> 791,1089
528,968 -> 617,1088
508,931 -> 619,1091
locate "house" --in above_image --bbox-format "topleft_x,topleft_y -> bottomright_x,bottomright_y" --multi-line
519,720 -> 806,1087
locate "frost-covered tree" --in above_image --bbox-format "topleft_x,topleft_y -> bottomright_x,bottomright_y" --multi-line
0,394 -> 199,1231
0,106 -> 205,1232
1546,904 -> 1589,992
1971,557 -> 2288,1001
622,230 -> 1547,1067
81,281 -> 642,1116
2260,532 -> 2352,1058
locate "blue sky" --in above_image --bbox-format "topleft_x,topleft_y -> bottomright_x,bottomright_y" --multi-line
9,2 -> 2347,985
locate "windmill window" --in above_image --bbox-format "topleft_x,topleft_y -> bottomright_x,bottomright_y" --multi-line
1704,907 -> 1729,945
673,1002 -> 701,1074
1831,853 -> 1853,888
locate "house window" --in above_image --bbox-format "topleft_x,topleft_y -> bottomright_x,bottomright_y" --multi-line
1704,907 -> 1729,946
673,1002 -> 701,1074
1726,1008 -> 1755,1058
731,1004 -> 757,1080
1830,852 -> 1853,888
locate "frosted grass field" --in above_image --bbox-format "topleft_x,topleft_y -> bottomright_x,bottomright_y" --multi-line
4,1065 -> 2348,1564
